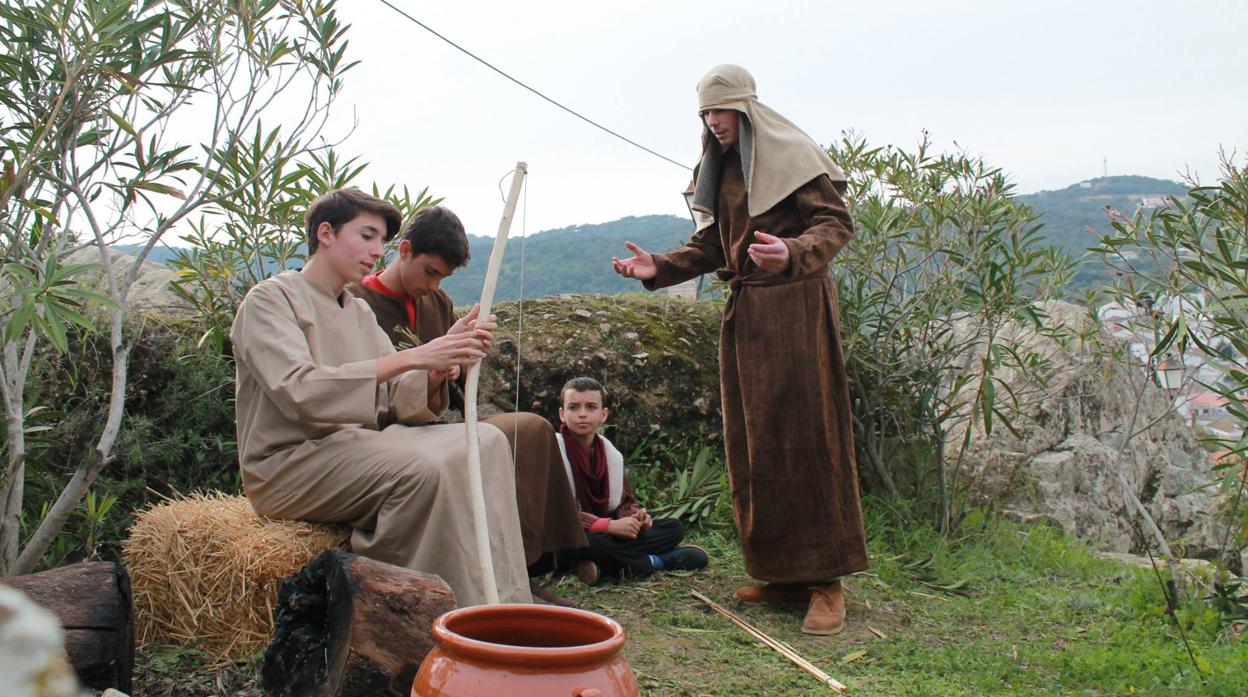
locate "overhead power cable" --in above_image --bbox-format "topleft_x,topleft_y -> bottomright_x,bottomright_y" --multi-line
375,0 -> 692,171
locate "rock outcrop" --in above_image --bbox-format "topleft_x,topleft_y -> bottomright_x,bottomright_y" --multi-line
945,300 -> 1222,557
476,295 -> 1223,556
64,246 -> 192,317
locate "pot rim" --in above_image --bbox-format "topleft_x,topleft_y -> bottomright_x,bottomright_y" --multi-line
432,603 -> 627,667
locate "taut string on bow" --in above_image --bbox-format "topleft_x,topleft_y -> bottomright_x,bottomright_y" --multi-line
463,162 -> 526,604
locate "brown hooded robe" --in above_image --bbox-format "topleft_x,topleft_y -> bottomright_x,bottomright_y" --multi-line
642,65 -> 868,582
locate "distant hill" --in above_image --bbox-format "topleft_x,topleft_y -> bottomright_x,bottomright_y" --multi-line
114,175 -> 1186,301
441,215 -> 694,303
1018,175 -> 1186,290
112,244 -> 185,267
116,215 -> 697,304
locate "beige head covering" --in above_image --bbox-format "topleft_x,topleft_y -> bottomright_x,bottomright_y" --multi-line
687,64 -> 846,231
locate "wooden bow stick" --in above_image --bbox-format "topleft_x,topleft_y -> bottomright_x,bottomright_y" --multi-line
463,162 -> 527,605
691,590 -> 847,693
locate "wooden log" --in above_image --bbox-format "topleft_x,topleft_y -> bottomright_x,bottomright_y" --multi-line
2,561 -> 134,693
262,549 -> 456,697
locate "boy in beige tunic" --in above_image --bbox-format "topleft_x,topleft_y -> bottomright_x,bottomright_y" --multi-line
231,188 -> 530,606
613,65 -> 868,634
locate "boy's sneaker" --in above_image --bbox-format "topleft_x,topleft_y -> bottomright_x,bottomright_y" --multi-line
658,545 -> 709,571
576,559 -> 601,586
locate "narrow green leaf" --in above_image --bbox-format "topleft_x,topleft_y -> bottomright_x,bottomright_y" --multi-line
107,109 -> 137,137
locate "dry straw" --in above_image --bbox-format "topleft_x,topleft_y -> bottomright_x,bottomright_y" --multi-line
123,492 -> 348,661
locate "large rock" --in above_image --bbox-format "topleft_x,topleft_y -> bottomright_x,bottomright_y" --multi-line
475,294 -> 1223,557
64,246 -> 192,317
946,300 -> 1222,556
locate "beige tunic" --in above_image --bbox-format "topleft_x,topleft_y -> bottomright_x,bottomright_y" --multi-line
230,270 -> 530,605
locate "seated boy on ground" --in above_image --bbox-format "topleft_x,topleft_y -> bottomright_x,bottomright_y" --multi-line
555,377 -> 709,585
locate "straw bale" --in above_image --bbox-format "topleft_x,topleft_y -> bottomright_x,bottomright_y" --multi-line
122,492 -> 348,661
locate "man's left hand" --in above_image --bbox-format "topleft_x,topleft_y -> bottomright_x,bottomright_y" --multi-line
747,231 -> 790,273
633,508 -> 653,530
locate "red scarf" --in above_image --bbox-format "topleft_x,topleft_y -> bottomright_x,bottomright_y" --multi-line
361,273 -> 416,331
560,424 -> 611,516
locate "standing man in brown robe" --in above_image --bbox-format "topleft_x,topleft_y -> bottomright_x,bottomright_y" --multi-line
347,205 -> 588,606
612,64 -> 868,635
231,188 -> 531,606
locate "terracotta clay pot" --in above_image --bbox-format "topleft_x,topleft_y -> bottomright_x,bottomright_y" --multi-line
411,603 -> 639,697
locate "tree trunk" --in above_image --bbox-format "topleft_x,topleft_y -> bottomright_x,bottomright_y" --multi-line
12,338 -> 129,576
2,561 -> 134,693
1,338 -> 29,573
261,550 -> 457,697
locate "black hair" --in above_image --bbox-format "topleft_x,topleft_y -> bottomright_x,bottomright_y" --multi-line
402,206 -> 470,268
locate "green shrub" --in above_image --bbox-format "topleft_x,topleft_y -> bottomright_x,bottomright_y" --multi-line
829,134 -> 1074,529
626,430 -> 733,531
10,319 -> 237,568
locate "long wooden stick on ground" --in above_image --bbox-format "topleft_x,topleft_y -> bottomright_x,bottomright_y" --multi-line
691,590 -> 847,693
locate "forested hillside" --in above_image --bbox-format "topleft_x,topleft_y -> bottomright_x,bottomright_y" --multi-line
1017,175 -> 1186,289
441,214 -> 694,302
118,175 -> 1185,300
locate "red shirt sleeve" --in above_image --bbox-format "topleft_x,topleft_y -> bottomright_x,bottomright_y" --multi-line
580,511 -> 611,533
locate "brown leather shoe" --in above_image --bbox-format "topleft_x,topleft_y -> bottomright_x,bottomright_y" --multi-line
733,583 -> 813,605
801,581 -> 845,636
530,580 -> 577,608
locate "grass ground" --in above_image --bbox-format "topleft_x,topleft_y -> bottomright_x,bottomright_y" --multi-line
134,509 -> 1247,696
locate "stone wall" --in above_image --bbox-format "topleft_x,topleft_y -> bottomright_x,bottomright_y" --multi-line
476,293 -> 724,448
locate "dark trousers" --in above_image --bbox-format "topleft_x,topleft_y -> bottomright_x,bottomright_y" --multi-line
579,518 -> 685,578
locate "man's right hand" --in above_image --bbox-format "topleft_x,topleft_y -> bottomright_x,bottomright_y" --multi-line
612,241 -> 657,281
606,517 -> 642,540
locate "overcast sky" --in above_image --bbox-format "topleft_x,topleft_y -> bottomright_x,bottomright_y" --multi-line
320,0 -> 1246,237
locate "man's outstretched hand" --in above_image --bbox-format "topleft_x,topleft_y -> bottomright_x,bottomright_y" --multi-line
612,241 -> 657,281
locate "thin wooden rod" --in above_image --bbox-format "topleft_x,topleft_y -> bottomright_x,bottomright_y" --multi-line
691,590 -> 847,693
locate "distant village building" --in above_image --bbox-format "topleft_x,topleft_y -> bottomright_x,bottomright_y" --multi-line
659,278 -> 700,301
1097,293 -> 1243,432
1205,418 -> 1243,440
1184,391 -> 1228,421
